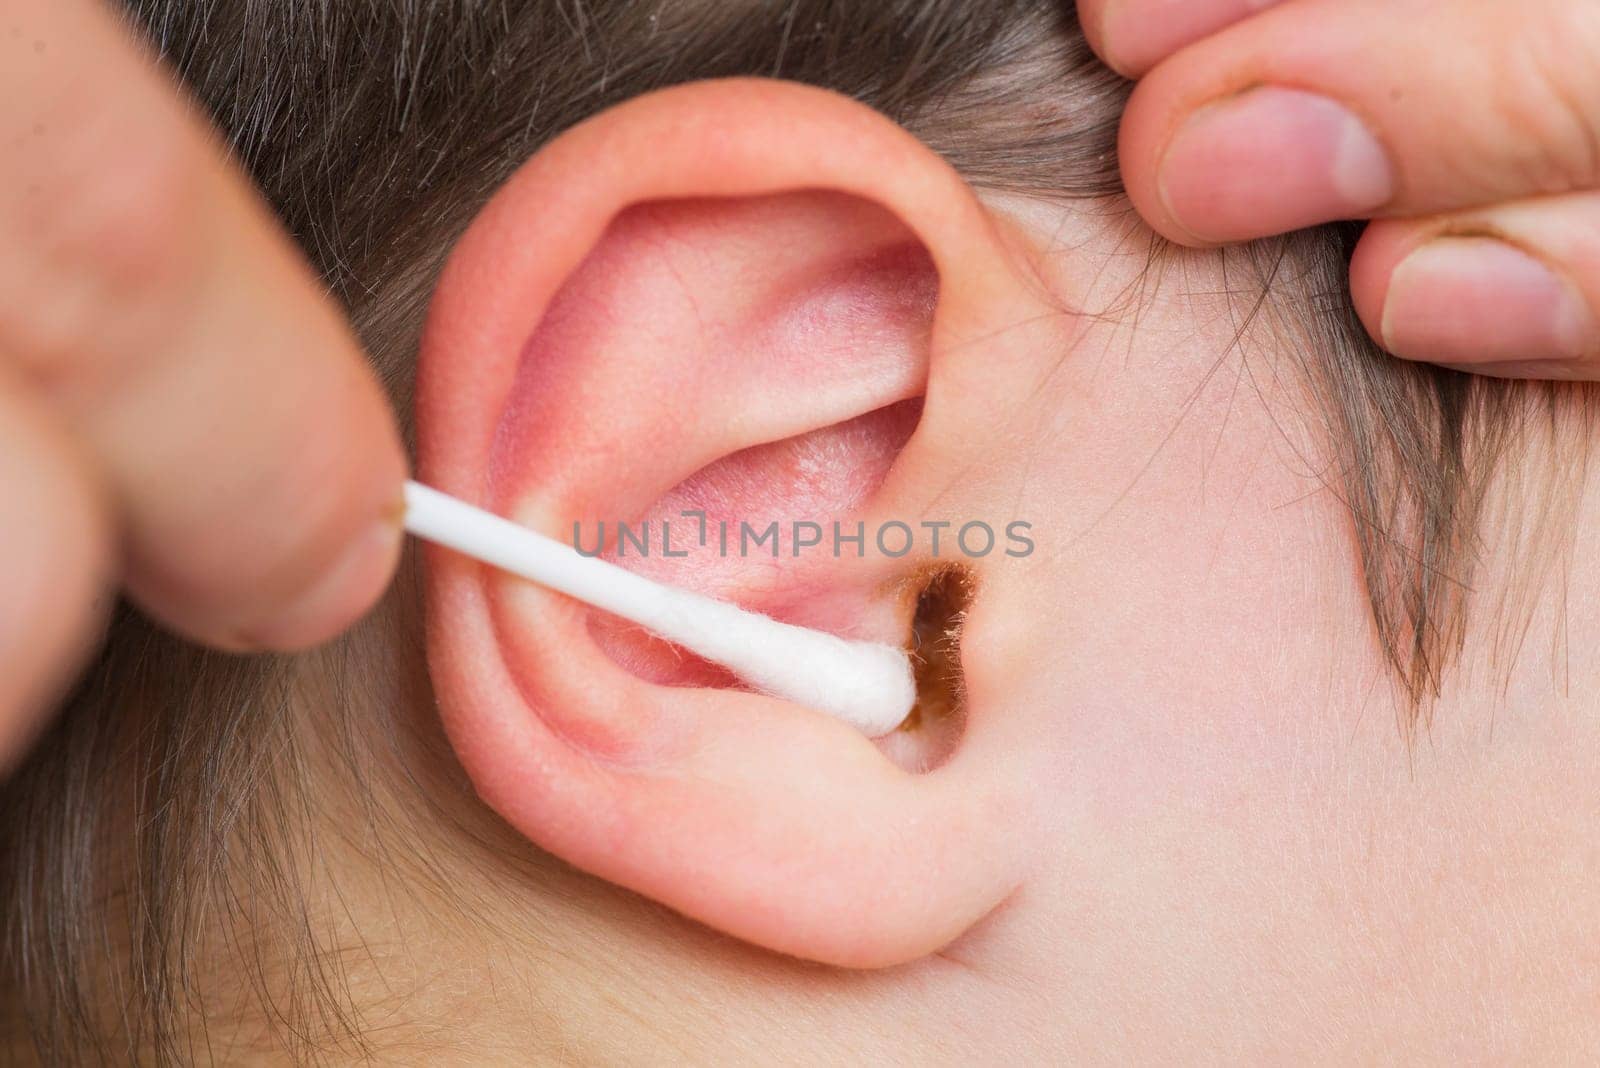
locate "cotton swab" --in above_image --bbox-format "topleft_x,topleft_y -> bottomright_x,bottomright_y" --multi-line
401,481 -> 916,737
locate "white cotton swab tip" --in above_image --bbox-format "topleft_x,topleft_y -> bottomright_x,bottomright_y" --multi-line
401,481 -> 916,737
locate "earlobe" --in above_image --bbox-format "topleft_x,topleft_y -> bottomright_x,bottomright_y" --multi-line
416,79 -> 1061,967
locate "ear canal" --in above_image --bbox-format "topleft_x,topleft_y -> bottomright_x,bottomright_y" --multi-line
590,398 -> 926,688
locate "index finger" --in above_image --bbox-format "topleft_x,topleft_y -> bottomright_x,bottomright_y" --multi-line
2,0 -> 406,649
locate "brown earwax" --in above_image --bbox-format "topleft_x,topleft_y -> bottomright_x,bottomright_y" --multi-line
881,563 -> 975,772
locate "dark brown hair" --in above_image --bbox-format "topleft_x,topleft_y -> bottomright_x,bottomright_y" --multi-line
2,0 -> 1584,1063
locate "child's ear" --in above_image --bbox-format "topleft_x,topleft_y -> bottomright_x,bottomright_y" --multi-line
417,79 -> 1064,967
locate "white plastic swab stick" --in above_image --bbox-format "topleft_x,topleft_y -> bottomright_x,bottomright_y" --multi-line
402,481 -> 915,737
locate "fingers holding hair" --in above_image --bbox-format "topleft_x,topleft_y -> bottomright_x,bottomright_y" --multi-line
1115,0 -> 1600,245
1351,194 -> 1600,378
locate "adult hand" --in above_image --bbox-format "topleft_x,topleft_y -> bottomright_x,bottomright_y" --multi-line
0,0 -> 406,770
1078,0 -> 1600,379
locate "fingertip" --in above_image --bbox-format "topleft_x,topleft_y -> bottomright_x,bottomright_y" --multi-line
1144,86 -> 1394,245
1074,0 -> 1125,76
1389,239 -> 1592,369
202,420 -> 408,653
1117,78 -> 1207,246
1355,226 -> 1597,374
250,394 -> 410,651
1348,219 -> 1416,348
1092,0 -> 1289,79
240,497 -> 406,651
120,351 -> 410,653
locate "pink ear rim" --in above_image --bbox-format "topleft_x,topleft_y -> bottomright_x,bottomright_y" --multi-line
417,78 -> 1031,505
415,78 -> 1049,968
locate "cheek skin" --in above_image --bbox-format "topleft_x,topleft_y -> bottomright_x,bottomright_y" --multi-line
974,195 -> 1384,819
404,153 -> 1600,1054
888,205 -> 1600,1057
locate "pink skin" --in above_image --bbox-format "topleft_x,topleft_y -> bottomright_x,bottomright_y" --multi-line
14,0 -> 1600,1048
590,401 -> 926,688
384,82 -> 1600,1059
1375,238 -> 1592,370
1155,87 -> 1394,244
1083,0 -> 1286,77
1095,0 -> 1600,375
514,200 -> 936,687
1353,210 -> 1600,377
419,83 -> 1042,968
0,0 -> 407,768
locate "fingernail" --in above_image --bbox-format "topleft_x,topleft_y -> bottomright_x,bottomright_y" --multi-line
242,511 -> 404,651
1382,237 -> 1593,368
1158,87 -> 1394,243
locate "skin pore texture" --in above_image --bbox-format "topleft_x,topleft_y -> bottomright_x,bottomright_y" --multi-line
86,80 -> 1596,1064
